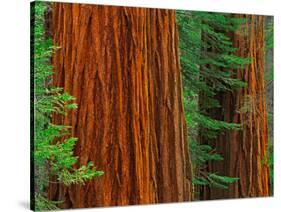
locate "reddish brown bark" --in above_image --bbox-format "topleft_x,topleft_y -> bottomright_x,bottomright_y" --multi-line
49,2 -> 192,208
200,15 -> 270,199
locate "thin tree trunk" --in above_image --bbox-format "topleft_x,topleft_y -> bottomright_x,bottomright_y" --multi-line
200,15 -> 270,199
48,2 -> 192,208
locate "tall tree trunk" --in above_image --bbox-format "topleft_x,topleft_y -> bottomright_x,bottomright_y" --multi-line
200,15 -> 270,199
48,2 -> 192,208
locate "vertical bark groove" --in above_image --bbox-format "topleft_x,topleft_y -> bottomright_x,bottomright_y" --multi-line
49,3 -> 192,208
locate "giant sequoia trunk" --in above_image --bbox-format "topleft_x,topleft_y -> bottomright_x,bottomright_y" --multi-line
200,15 -> 270,199
48,3 -> 193,208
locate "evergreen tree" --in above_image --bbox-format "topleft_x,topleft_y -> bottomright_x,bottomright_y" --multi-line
31,2 -> 103,210
48,3 -> 193,208
199,14 -> 270,199
177,11 -> 249,199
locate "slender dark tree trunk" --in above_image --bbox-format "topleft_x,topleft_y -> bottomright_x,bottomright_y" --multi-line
200,15 -> 270,199
48,3 -> 193,208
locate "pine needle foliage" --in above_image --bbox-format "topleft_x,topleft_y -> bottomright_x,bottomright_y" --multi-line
177,11 -> 250,195
31,2 -> 103,210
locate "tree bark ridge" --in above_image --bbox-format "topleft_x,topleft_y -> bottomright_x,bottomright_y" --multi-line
49,3 -> 193,208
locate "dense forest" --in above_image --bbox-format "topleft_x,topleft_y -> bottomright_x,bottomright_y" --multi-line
31,1 -> 273,211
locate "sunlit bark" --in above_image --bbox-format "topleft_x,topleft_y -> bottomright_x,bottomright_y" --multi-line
48,3 -> 193,208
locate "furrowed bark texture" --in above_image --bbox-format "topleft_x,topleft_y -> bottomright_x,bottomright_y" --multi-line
200,15 -> 270,199
49,3 -> 193,208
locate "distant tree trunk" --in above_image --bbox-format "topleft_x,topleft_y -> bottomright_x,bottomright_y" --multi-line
48,3 -> 193,208
200,15 -> 270,199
